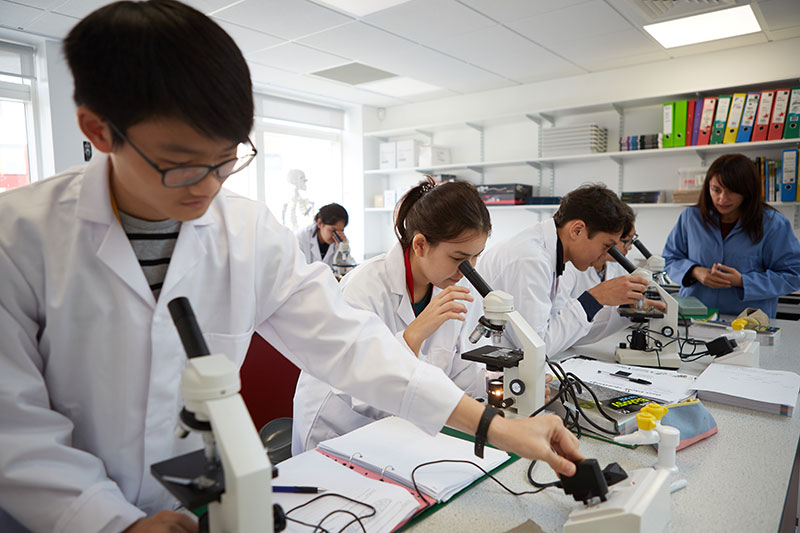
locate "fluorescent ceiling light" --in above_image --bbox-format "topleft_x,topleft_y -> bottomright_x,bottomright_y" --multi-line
359,77 -> 442,97
313,0 -> 411,17
644,5 -> 761,48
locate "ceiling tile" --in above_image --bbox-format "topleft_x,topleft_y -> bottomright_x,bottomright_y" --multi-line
6,0 -> 63,9
299,21 -> 416,66
457,0 -> 590,23
764,25 -> 800,40
214,20 -> 284,54
0,1 -> 44,29
363,0 -> 495,47
556,28 -> 664,68
184,0 -> 244,15
213,0 -> 353,40
23,11 -> 79,38
248,42 -> 349,73
755,0 -> 800,31
508,0 -> 634,48
665,32 -> 769,57
578,50 -> 671,72
429,24 -> 583,82
51,0 -> 114,18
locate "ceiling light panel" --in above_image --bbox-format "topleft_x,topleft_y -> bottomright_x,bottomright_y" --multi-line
644,5 -> 761,48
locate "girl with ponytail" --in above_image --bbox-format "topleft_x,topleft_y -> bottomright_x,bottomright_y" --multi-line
292,176 -> 493,453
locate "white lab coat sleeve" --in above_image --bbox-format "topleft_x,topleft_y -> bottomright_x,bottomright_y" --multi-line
663,210 -> 698,286
447,288 -> 488,399
572,306 -> 630,347
504,256 -> 592,357
0,246 -> 145,532
741,212 -> 800,302
254,211 -> 464,436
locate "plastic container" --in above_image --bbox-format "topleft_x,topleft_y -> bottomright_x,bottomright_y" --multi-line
728,319 -> 757,344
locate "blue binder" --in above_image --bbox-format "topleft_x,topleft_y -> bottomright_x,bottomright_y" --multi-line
781,149 -> 798,202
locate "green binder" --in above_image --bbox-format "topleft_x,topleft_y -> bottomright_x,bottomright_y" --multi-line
673,100 -> 688,147
710,95 -> 731,144
663,102 -> 675,148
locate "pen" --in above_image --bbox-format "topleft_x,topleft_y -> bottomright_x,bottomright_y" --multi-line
598,370 -> 652,385
273,486 -> 327,494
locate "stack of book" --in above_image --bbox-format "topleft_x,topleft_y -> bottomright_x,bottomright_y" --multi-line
619,133 -> 662,151
621,190 -> 670,204
541,124 -> 607,156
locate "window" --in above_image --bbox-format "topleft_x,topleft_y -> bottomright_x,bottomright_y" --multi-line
0,42 -> 37,193
223,94 -> 344,233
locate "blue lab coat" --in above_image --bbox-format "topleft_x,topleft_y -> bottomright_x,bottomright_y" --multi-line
663,206 -> 800,318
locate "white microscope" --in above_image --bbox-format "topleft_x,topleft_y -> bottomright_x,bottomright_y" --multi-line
457,261 -> 547,418
151,297 -> 284,532
607,246 -> 682,369
331,231 -> 356,281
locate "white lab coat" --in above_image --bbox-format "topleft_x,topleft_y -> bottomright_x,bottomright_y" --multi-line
477,218 -> 593,357
292,243 -> 487,454
560,261 -> 633,347
296,223 -> 338,266
0,154 -> 465,533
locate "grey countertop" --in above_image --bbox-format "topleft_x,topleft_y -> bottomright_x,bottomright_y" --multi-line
407,319 -> 800,533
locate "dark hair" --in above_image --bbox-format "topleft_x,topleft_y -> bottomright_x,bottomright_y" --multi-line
698,154 -> 773,243
313,203 -> 348,235
554,184 -> 633,237
64,0 -> 253,145
394,176 -> 491,250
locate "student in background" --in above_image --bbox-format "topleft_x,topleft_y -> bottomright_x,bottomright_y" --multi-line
478,184 -> 649,357
0,4 -> 582,531
663,154 -> 800,318
293,177 -> 491,453
296,202 -> 349,267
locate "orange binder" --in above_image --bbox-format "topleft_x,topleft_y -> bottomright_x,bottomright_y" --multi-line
768,88 -> 791,140
696,97 -> 717,146
752,90 -> 775,142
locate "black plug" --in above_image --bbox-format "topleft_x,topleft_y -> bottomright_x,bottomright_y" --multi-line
558,458 -> 609,504
706,336 -> 737,357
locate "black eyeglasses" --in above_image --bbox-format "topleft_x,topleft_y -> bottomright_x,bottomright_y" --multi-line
108,122 -> 257,188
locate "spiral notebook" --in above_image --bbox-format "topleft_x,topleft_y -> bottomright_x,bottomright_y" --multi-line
317,416 -> 511,503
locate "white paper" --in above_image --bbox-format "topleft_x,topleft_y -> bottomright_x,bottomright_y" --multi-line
554,357 -> 696,404
273,450 -> 420,533
318,417 -> 509,502
691,364 -> 800,407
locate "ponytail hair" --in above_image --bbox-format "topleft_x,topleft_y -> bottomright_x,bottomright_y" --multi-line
313,203 -> 349,235
394,176 -> 491,250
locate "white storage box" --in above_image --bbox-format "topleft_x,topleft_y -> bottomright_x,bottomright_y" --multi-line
418,145 -> 451,167
396,140 -> 421,168
379,142 -> 396,170
383,189 -> 398,209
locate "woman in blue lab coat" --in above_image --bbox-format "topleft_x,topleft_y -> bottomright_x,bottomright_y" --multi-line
663,153 -> 800,317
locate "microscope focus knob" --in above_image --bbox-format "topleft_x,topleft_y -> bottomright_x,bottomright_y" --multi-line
509,379 -> 525,396
636,412 -> 657,431
640,403 -> 668,421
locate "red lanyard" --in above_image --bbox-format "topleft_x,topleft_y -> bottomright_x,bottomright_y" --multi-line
404,247 -> 415,302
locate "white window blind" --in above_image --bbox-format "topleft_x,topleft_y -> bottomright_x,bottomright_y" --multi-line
254,93 -> 345,130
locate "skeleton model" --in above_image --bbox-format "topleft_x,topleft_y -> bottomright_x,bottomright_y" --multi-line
282,169 -> 315,231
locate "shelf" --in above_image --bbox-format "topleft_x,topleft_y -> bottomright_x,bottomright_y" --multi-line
364,139 -> 800,175
367,202 -> 800,213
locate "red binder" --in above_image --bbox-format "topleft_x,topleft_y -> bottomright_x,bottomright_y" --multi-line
752,90 -> 775,142
696,97 -> 717,146
685,100 -> 696,146
768,88 -> 791,140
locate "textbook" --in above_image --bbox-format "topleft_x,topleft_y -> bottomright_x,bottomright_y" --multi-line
691,364 -> 800,416
317,416 -> 510,503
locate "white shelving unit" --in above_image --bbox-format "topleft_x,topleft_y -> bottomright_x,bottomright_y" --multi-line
361,79 -> 800,258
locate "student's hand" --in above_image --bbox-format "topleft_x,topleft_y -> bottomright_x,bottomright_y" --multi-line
587,275 -> 649,307
403,286 -> 473,355
488,413 -> 584,476
643,298 -> 666,312
692,266 -> 732,289
123,511 -> 198,533
711,263 -> 742,287
545,374 -> 553,403
334,229 -> 348,242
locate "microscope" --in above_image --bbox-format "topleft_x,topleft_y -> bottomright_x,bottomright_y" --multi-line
331,231 -> 356,281
151,297 -> 284,532
457,261 -> 547,418
630,235 -> 669,286
608,246 -> 682,369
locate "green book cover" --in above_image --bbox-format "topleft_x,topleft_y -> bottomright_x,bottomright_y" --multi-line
673,100 -> 688,147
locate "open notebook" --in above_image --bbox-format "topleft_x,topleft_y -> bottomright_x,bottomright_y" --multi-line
317,416 -> 510,502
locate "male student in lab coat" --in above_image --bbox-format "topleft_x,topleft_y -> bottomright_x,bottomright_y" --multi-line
479,185 -> 654,357
0,2 -> 582,532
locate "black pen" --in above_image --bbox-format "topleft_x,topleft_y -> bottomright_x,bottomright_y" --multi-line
273,485 -> 327,494
598,370 -> 652,385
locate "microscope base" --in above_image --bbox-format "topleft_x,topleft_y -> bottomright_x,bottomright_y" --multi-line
615,348 -> 681,369
563,468 -> 671,533
714,340 -> 760,367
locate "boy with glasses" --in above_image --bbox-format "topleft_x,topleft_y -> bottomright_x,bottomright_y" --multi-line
0,2 -> 582,532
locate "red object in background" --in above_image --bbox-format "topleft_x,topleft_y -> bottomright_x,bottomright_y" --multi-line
239,333 -> 301,431
0,173 -> 29,191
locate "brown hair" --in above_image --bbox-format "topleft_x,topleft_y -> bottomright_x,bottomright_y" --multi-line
554,184 -> 633,237
697,154 -> 773,243
394,177 -> 491,250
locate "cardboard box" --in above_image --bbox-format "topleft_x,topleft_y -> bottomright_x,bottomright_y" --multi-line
476,183 -> 533,205
396,140 -> 420,168
379,142 -> 396,170
418,145 -> 451,167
